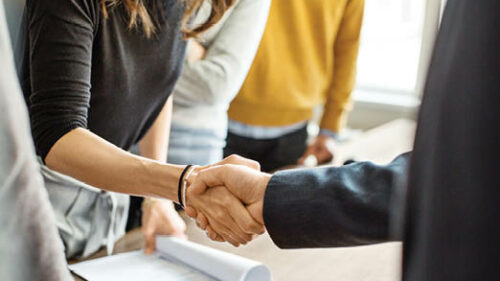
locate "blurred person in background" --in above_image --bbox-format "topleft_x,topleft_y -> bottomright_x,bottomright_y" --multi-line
126,0 -> 269,233
0,1 -> 70,279
225,0 -> 365,172
167,0 -> 270,166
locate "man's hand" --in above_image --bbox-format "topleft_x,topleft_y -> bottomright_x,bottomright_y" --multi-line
142,199 -> 187,254
186,163 -> 271,243
297,134 -> 336,166
186,40 -> 207,62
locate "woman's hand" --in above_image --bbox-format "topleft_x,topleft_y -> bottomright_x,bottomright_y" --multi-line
142,198 -> 187,254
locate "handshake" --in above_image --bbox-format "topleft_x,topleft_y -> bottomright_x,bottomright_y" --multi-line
184,155 -> 272,247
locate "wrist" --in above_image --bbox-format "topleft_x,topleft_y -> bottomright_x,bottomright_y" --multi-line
250,173 -> 271,225
139,160 -> 185,201
181,165 -> 197,208
257,173 -> 272,201
319,129 -> 339,141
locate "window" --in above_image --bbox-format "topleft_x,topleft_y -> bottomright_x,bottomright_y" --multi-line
355,0 -> 427,96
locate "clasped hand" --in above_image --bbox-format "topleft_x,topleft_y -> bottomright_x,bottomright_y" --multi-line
184,155 -> 271,246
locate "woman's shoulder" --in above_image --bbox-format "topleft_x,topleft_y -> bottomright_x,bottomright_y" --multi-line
27,0 -> 100,25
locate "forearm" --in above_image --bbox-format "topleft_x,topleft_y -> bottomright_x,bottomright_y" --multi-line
45,128 -> 184,201
320,50 -> 358,132
173,0 -> 270,106
263,153 -> 410,249
320,0 -> 364,132
320,49 -> 358,133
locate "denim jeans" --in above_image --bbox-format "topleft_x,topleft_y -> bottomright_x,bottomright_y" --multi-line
167,123 -> 225,166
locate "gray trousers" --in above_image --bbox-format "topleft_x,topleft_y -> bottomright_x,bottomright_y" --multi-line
40,161 -> 130,259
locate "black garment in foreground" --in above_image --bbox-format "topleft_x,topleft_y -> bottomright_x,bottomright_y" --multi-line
403,0 -> 500,280
263,0 -> 500,280
17,0 -> 186,160
224,125 -> 308,172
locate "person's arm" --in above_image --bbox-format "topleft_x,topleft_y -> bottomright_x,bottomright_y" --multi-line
26,0 -> 263,246
173,0 -> 270,107
23,0 -> 173,198
46,128 -> 185,199
264,153 -> 407,248
26,0 -> 181,200
300,0 -> 365,165
189,153 -> 410,248
320,0 -> 364,134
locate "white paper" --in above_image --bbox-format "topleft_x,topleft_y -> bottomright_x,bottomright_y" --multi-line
156,237 -> 271,281
69,236 -> 272,281
69,251 -> 215,281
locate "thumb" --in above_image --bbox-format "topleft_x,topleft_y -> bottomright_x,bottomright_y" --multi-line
143,232 -> 156,255
247,202 -> 265,226
184,206 -> 198,218
189,166 -> 229,195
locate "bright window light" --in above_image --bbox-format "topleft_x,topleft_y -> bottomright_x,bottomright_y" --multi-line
356,0 -> 426,95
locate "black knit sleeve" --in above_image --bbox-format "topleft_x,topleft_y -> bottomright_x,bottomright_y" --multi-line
25,0 -> 98,160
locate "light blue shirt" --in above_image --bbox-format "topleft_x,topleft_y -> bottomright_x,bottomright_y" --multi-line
228,120 -> 340,140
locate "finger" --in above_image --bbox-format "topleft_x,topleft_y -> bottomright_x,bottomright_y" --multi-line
209,194 -> 255,242
220,154 -> 261,171
206,226 -> 224,242
205,189 -> 256,242
203,207 -> 246,246
226,197 -> 265,235
142,228 -> 156,255
185,206 -> 198,218
211,212 -> 251,245
197,213 -> 208,230
315,150 -> 334,164
208,219 -> 241,246
247,202 -> 266,226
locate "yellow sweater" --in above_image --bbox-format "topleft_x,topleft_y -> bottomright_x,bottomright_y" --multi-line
228,0 -> 365,133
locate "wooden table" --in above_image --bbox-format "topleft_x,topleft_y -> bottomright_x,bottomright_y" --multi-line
73,118 -> 416,281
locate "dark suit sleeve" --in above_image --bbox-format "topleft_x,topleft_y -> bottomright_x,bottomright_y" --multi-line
263,153 -> 410,249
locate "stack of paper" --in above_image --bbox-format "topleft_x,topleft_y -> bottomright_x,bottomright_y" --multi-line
69,236 -> 272,281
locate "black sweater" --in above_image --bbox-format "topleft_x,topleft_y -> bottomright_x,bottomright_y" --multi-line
17,0 -> 187,160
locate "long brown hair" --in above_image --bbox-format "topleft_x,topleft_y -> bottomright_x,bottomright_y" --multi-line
100,0 -> 236,38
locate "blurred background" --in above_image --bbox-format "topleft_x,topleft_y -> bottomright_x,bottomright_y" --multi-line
2,0 -> 446,135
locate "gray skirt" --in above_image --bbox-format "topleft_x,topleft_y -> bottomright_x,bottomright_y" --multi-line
39,160 -> 130,259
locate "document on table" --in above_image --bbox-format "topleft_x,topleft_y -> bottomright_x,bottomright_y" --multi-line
69,236 -> 272,281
